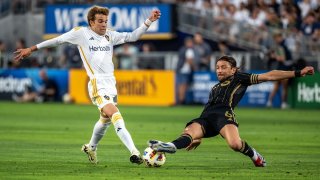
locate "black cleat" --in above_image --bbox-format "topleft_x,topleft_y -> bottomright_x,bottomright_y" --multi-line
130,154 -> 143,165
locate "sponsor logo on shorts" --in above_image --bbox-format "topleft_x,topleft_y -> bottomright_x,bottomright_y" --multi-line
225,111 -> 233,121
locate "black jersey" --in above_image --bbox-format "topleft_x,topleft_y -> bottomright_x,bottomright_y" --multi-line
201,72 -> 259,117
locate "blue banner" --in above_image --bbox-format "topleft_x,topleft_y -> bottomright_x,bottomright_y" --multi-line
0,69 -> 68,101
192,71 -> 281,107
45,4 -> 171,35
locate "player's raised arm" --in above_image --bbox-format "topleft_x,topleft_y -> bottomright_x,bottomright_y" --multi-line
258,66 -> 314,82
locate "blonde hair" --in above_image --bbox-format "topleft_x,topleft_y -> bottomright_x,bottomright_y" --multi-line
87,6 -> 109,27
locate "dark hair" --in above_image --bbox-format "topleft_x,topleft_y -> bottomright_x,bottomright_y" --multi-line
217,55 -> 237,68
87,6 -> 109,27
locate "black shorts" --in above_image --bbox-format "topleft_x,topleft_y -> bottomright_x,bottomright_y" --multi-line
186,110 -> 239,138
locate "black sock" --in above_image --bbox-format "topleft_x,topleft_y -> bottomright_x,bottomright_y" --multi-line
239,140 -> 254,158
172,134 -> 193,149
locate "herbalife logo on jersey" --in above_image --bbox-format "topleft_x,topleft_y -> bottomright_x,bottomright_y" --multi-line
297,83 -> 320,103
89,46 -> 110,52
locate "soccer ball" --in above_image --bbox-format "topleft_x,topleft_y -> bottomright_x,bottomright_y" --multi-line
143,147 -> 166,167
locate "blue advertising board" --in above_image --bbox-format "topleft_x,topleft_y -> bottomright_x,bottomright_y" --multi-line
192,71 -> 281,107
0,69 -> 68,101
45,4 -> 172,39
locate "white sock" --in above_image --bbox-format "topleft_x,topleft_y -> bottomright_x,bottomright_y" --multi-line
89,118 -> 111,150
112,112 -> 139,155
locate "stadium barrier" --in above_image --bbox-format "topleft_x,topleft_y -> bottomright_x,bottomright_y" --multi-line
69,69 -> 175,106
44,4 -> 173,40
1,68 -> 318,108
288,72 -> 320,108
0,68 -> 68,101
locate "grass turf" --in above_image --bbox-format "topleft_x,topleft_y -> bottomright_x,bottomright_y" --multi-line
0,102 -> 319,179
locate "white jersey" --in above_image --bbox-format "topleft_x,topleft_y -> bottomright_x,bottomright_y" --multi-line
36,23 -> 150,108
36,23 -> 149,79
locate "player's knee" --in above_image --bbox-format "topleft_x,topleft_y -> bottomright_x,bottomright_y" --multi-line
101,103 -> 119,118
182,128 -> 194,138
182,128 -> 189,134
99,116 -> 111,124
101,109 -> 113,118
182,123 -> 202,139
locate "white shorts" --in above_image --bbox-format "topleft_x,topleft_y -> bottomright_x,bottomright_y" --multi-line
88,77 -> 118,110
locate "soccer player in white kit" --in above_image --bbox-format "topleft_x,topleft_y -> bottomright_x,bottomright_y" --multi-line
14,6 -> 161,165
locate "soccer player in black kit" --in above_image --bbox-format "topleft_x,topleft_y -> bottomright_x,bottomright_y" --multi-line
149,56 -> 314,167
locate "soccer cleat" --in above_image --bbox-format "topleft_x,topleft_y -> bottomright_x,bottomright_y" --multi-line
252,149 -> 266,167
148,140 -> 161,147
130,151 -> 143,165
81,144 -> 98,164
148,140 -> 177,154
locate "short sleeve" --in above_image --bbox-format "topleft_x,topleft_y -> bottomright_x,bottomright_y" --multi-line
236,72 -> 259,85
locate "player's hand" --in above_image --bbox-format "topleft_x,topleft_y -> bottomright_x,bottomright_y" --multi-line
186,139 -> 201,151
13,48 -> 32,61
149,10 -> 161,22
301,66 -> 315,76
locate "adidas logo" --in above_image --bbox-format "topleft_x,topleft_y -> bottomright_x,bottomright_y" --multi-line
89,37 -> 94,40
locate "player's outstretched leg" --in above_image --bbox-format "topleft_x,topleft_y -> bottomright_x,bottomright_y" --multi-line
111,112 -> 143,165
148,140 -> 177,153
149,134 -> 194,153
221,124 -> 266,167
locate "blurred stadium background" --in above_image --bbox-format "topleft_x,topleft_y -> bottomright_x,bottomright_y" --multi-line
0,0 -> 319,108
0,1 -> 320,179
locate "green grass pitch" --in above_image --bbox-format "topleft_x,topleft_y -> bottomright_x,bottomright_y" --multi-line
0,101 -> 319,179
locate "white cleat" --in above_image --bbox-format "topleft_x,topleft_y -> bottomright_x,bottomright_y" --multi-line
81,144 -> 98,164
148,140 -> 163,150
252,149 -> 266,167
148,140 -> 177,153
